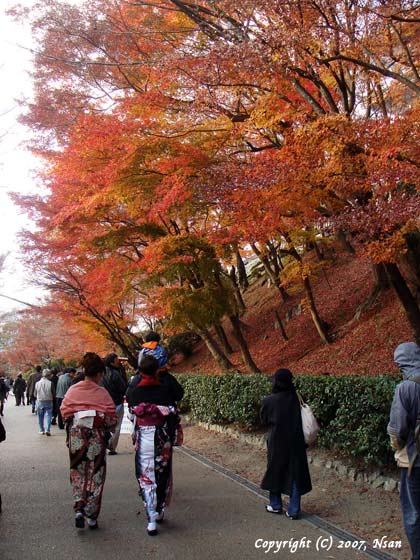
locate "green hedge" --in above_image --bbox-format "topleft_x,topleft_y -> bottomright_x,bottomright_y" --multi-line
175,373 -> 401,466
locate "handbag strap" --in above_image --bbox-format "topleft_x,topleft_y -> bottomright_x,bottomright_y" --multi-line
296,391 -> 305,407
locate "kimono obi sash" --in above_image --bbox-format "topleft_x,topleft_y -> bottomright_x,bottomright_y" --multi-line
72,409 -> 105,429
131,403 -> 173,427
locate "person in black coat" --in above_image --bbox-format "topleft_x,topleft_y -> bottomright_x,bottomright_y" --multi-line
13,374 -> 27,406
127,368 -> 184,403
102,354 -> 128,455
260,368 -> 312,519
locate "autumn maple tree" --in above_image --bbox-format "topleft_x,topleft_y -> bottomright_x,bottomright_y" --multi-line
6,0 -> 420,368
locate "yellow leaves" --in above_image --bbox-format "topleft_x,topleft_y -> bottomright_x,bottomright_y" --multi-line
249,93 -> 289,130
367,231 -> 408,264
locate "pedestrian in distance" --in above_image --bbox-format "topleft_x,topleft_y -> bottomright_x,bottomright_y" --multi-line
60,352 -> 117,530
260,368 -> 312,520
34,369 -> 55,436
126,355 -> 182,536
102,353 -> 128,455
0,416 -> 5,513
56,368 -> 76,429
388,342 -> 420,560
0,376 -> 8,416
13,374 -> 26,406
50,368 -> 59,425
26,366 -> 42,413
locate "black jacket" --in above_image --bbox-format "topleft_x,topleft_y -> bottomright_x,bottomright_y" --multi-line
13,377 -> 27,396
260,390 -> 312,496
102,366 -> 128,406
127,370 -> 184,403
126,383 -> 175,408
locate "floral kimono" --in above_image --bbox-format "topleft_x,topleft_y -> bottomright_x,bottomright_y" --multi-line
133,403 -> 178,522
61,379 -> 117,520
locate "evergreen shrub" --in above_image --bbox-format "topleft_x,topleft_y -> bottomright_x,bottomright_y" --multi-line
175,373 -> 401,465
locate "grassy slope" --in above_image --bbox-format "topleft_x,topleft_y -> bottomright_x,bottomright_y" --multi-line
171,254 -> 412,375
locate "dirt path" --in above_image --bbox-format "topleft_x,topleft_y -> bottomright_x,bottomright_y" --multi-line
183,424 -> 410,560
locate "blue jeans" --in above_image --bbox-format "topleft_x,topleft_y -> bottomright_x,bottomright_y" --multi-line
400,468 -> 420,560
37,401 -> 53,433
270,482 -> 301,516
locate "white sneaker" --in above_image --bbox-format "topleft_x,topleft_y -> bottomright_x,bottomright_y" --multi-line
147,521 -> 157,536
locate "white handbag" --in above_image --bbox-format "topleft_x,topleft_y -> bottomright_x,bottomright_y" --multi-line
297,393 -> 319,446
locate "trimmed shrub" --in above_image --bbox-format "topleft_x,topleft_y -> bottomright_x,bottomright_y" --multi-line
175,373 -> 401,466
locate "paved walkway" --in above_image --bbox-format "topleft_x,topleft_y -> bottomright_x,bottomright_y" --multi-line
0,400 -> 391,560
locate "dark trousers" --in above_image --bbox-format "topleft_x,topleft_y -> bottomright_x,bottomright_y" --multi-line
269,481 -> 301,516
29,397 -> 37,413
0,399 -> 4,416
15,394 -> 25,406
400,467 -> 420,560
56,398 -> 64,429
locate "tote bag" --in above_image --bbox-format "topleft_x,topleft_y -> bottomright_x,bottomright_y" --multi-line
297,392 -> 319,446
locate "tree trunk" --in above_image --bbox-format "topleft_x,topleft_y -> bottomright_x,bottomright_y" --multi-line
274,310 -> 289,341
314,242 -> 324,261
229,266 -> 247,313
303,276 -> 331,344
349,263 -> 388,323
214,324 -> 234,355
235,247 -> 249,290
385,263 -> 420,344
373,263 -> 390,289
251,243 -> 289,301
229,315 -> 261,373
281,233 -> 330,344
401,230 -> 420,300
195,327 -> 234,372
337,229 -> 355,254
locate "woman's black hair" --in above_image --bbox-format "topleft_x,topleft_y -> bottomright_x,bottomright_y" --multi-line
272,368 -> 295,392
82,352 -> 105,377
139,355 -> 159,376
104,353 -> 119,367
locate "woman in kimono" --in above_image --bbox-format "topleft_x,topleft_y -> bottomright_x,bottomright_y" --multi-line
61,352 -> 116,529
260,368 -> 312,519
126,354 -> 181,536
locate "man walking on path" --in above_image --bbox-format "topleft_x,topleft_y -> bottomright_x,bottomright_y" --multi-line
35,369 -> 55,436
13,374 -> 26,406
102,353 -> 127,455
56,368 -> 75,429
50,369 -> 59,425
27,366 -> 42,413
0,376 -> 8,416
388,341 -> 420,560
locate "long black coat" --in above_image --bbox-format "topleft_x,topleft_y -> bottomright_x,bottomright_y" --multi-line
260,390 -> 312,496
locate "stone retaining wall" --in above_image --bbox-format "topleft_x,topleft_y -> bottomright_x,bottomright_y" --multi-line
190,418 -> 400,493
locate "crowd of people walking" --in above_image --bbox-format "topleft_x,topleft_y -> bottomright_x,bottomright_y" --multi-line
2,337 -> 420,560
0,332 -> 185,537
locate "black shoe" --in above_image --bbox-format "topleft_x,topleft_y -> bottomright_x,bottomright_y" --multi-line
147,521 -> 158,535
87,519 -> 99,530
51,420 -> 57,425
75,512 -> 85,528
285,512 -> 300,520
108,450 -> 118,455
